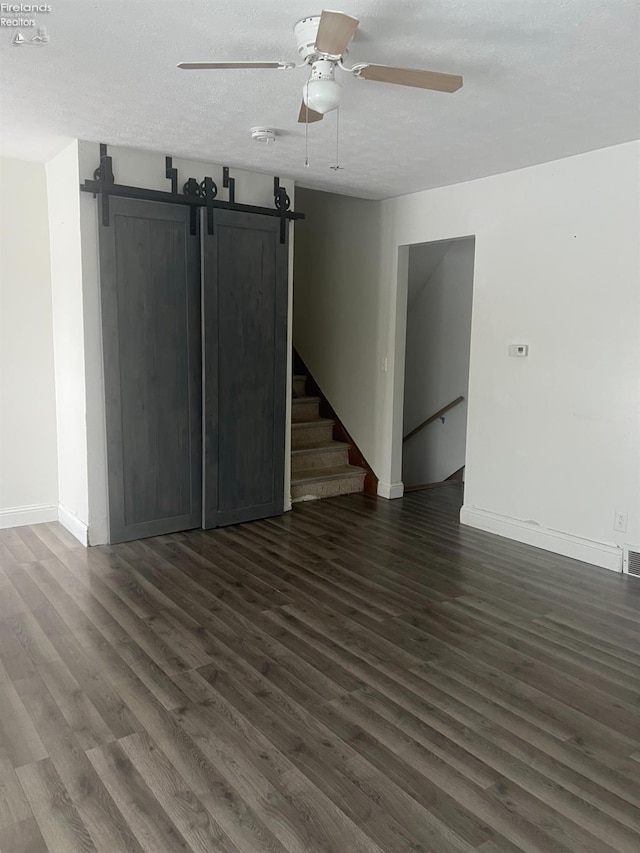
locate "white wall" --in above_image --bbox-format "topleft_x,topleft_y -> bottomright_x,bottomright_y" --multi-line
403,238 -> 474,486
294,141 -> 640,570
407,241 -> 449,303
0,157 -> 58,528
46,140 -> 90,543
382,141 -> 640,570
77,142 -> 295,543
293,188 -> 391,488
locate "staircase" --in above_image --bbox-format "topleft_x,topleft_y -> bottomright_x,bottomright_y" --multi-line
290,374 -> 366,502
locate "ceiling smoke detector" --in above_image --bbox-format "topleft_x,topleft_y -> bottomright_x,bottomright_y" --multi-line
250,127 -> 276,144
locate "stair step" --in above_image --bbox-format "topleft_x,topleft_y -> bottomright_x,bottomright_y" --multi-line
291,465 -> 366,502
291,418 -> 334,448
291,395 -> 321,422
291,440 -> 350,472
292,464 -> 365,485
292,374 -> 308,398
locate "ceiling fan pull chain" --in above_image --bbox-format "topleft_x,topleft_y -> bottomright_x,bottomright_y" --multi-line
330,107 -> 343,171
304,82 -> 310,167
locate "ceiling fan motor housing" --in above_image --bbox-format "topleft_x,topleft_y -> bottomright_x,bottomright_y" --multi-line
294,16 -> 321,60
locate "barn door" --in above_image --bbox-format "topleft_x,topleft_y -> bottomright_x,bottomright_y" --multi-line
201,209 -> 288,528
99,197 -> 202,543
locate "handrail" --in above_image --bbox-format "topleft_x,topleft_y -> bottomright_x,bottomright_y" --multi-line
403,396 -> 464,444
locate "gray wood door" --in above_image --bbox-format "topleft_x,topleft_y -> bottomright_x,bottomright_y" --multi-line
99,197 -> 202,543
201,209 -> 288,528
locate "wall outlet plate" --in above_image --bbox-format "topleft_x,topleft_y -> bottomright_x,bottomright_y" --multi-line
614,511 -> 628,533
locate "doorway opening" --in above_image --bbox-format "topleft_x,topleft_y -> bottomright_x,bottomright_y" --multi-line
401,236 -> 475,493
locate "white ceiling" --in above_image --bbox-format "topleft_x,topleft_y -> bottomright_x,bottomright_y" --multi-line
0,0 -> 638,199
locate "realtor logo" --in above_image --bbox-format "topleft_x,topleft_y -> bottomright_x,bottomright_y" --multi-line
31,25 -> 47,42
10,24 -> 47,44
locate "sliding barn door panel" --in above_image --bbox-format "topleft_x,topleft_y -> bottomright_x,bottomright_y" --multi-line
100,198 -> 202,543
202,210 -> 288,528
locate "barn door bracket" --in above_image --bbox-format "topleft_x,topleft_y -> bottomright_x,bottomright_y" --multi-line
82,145 -> 304,240
165,156 -> 178,194
93,144 -> 115,226
274,177 -> 291,244
222,166 -> 235,204
203,176 -> 217,235
183,176 -> 218,235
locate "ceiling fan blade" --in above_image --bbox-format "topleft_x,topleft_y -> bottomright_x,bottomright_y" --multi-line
298,100 -> 324,123
314,10 -> 360,56
358,64 -> 463,92
177,61 -> 294,70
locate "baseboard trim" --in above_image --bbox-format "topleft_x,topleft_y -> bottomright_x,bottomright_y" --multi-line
378,481 -> 404,500
58,504 -> 89,546
460,505 -> 622,572
0,504 -> 58,529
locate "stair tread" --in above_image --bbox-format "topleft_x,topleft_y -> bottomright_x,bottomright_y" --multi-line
292,465 -> 366,485
291,395 -> 321,404
291,418 -> 334,429
291,441 -> 350,455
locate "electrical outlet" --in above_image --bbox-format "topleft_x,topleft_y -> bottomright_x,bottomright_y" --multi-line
614,511 -> 628,533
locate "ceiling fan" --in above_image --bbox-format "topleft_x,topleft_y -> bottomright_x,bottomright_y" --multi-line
177,10 -> 463,123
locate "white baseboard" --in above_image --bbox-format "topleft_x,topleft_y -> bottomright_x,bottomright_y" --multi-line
378,481 -> 404,500
460,505 -> 622,572
57,504 -> 88,546
0,503 -> 58,529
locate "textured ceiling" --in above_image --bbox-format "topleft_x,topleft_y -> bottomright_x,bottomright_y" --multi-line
0,0 -> 638,198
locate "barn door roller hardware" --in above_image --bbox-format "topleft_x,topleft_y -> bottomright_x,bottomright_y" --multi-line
81,144 -> 303,242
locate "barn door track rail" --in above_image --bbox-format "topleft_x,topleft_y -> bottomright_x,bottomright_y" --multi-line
80,144 -> 303,242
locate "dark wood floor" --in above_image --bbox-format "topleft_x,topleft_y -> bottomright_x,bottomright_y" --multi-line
1,484 -> 639,853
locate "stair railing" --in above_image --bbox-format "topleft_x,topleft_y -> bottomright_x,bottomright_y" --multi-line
402,396 -> 464,444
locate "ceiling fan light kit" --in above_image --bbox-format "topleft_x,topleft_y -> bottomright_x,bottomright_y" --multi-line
303,59 -> 342,114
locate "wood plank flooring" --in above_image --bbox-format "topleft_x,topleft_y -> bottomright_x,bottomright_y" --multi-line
1,483 -> 639,852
